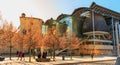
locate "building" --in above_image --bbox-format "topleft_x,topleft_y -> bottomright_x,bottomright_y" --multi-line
18,2 -> 120,56
55,2 -> 120,56
19,13 -> 43,34
72,2 -> 120,55
19,13 -> 43,52
56,14 -> 72,36
43,18 -> 57,35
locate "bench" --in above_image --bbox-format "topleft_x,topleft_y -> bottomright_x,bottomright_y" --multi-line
0,57 -> 4,61
36,58 -> 50,62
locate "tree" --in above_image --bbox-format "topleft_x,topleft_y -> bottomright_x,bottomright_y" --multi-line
79,41 -> 100,59
44,26 -> 60,61
2,22 -> 14,60
67,34 -> 80,60
79,43 -> 90,56
32,31 -> 43,58
59,33 -> 80,60
59,34 -> 69,49
0,14 -> 16,59
23,20 -> 43,62
69,34 -> 80,49
0,28 -> 5,54
12,32 -> 24,52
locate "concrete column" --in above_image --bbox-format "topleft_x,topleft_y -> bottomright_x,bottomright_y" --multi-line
91,10 -> 95,56
115,22 -> 119,56
111,17 -> 116,55
92,10 -> 95,46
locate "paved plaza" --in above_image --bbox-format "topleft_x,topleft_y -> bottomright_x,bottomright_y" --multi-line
0,55 -> 116,65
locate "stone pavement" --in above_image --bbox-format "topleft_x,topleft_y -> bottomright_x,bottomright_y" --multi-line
0,56 -> 117,65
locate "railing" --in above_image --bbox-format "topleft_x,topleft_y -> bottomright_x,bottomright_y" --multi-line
81,45 -> 113,50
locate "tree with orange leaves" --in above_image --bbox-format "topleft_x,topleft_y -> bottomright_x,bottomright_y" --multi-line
69,34 -> 80,49
79,42 -> 90,56
23,20 -> 44,62
0,28 -> 5,54
32,31 -> 43,58
68,34 -> 80,60
2,22 -> 14,60
44,26 -> 60,61
12,32 -> 24,52
59,32 -> 80,60
59,34 -> 69,49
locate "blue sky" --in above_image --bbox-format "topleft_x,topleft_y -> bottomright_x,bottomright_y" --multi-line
55,0 -> 120,14
0,0 -> 120,27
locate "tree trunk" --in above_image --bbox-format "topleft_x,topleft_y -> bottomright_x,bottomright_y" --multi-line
53,44 -> 55,61
29,47 -> 32,62
10,45 -> 12,60
50,49 -> 52,58
41,46 -> 44,58
70,49 -> 72,60
33,48 -> 36,59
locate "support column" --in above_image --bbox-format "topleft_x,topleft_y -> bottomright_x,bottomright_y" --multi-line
92,10 -> 95,45
91,10 -> 95,57
115,22 -> 119,56
111,17 -> 116,55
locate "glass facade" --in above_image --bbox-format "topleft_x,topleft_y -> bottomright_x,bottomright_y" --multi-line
58,16 -> 73,36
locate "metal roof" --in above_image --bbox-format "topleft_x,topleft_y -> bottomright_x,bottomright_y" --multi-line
56,14 -> 70,21
72,2 -> 120,19
72,7 -> 90,16
90,2 -> 120,19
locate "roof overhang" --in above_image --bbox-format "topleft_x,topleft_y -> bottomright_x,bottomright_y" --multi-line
72,2 -> 120,20
90,2 -> 120,19
72,7 -> 90,17
56,14 -> 70,21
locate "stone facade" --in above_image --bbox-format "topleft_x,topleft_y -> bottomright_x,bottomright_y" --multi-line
18,13 -> 43,53
19,13 -> 43,35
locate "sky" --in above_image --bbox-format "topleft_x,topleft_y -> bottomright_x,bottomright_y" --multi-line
0,0 -> 120,27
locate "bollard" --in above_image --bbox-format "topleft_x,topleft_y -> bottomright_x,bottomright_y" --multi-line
62,55 -> 65,60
